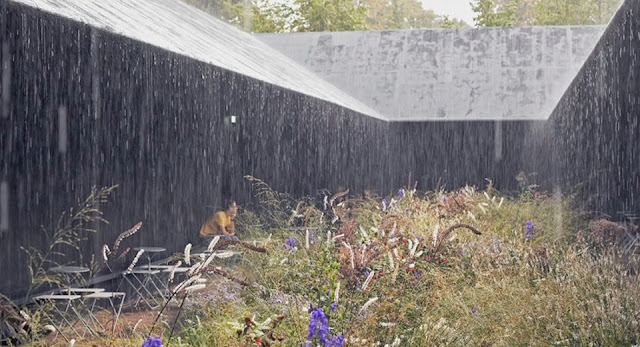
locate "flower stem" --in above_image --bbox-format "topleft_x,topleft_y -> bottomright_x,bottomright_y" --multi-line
167,293 -> 188,346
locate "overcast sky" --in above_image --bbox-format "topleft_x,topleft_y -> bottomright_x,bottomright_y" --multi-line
421,0 -> 476,26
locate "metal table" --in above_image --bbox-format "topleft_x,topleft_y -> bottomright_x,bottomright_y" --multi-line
34,266 -> 96,340
49,266 -> 91,295
133,247 -> 167,267
124,247 -> 168,309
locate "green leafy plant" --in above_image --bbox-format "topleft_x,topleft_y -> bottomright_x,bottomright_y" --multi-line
21,185 -> 117,303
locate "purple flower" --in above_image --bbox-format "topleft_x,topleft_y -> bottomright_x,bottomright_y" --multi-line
381,198 -> 388,211
307,308 -> 330,346
471,307 -> 477,316
307,309 -> 320,340
330,334 -> 345,347
318,316 -> 329,345
284,237 -> 296,251
398,188 -> 405,199
361,269 -> 370,282
142,336 -> 162,347
331,302 -> 336,312
309,229 -> 316,244
525,220 -> 535,240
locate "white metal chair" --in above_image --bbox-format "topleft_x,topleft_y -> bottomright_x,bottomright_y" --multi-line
121,269 -> 165,309
618,212 -> 640,254
32,294 -> 95,341
83,291 -> 126,335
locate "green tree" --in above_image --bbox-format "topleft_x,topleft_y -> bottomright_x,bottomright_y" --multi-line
438,15 -> 468,28
363,0 -> 468,30
471,0 -> 536,27
471,0 -> 622,27
533,0 -> 621,25
250,0 -> 295,33
185,0 -> 252,27
291,0 -> 368,32
387,0 -> 438,29
185,0 -> 367,32
184,0 -> 468,32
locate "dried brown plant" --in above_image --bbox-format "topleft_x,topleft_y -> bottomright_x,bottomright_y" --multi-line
337,219 -> 359,244
588,219 -> 626,246
213,239 -> 268,254
433,223 -> 482,253
112,222 -> 142,255
440,194 -> 472,215
526,246 -> 550,276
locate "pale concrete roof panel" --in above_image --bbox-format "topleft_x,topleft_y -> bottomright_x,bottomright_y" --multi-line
258,27 -> 605,121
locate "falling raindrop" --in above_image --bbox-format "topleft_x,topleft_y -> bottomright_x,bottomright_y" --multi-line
1,42 -> 10,118
494,121 -> 502,162
90,29 -> 101,120
0,181 -> 8,235
58,105 -> 68,154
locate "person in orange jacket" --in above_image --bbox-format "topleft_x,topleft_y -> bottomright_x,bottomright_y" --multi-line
199,199 -> 239,242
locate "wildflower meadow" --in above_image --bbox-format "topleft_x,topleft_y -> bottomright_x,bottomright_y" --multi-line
7,178 -> 640,346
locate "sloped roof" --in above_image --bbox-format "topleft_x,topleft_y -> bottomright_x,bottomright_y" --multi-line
12,0 -> 385,119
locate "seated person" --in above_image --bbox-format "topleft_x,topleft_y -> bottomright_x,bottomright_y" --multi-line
199,199 -> 239,242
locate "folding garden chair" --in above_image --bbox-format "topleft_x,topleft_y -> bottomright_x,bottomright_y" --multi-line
58,287 -> 125,336
161,267 -> 192,299
144,265 -> 178,294
60,288 -> 105,295
621,214 -> 640,254
83,291 -> 126,335
32,294 -> 97,341
121,269 -> 166,309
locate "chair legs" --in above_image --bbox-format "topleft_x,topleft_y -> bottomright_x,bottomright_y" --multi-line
33,295 -> 96,341
83,292 -> 126,336
121,271 -> 167,310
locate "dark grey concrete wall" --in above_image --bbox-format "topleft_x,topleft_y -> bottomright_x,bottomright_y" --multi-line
390,121 -> 539,191
0,3 -> 552,298
0,3 -> 396,297
539,0 -> 639,215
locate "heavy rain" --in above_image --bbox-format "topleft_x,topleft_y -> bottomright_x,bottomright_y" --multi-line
0,0 -> 638,345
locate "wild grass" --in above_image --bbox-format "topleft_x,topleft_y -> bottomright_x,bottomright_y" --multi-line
21,185 -> 117,301
9,180 -> 640,346
0,186 -> 117,346
223,183 -> 639,346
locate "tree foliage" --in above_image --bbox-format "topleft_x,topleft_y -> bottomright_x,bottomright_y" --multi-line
184,0 -> 468,33
185,0 -> 252,28
292,0 -> 368,32
471,0 -> 623,27
364,0 -> 466,30
186,0 -> 622,32
533,0 -> 622,25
